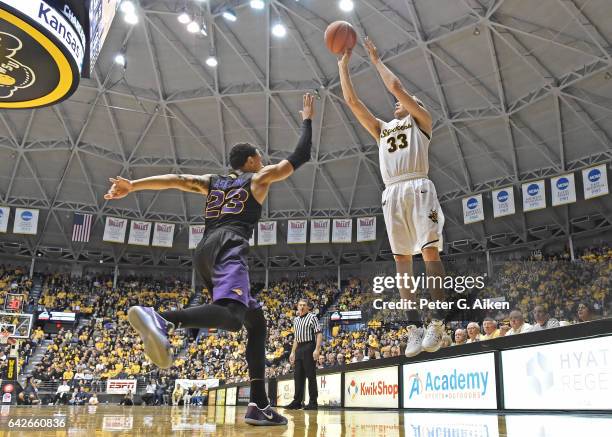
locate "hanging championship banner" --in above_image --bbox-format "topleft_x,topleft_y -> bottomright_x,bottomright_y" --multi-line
152,223 -> 174,248
492,187 -> 515,218
258,221 -> 277,246
310,219 -> 330,243
522,180 -> 546,212
551,173 -> 576,206
249,229 -> 255,247
13,208 -> 39,235
462,194 -> 484,224
582,164 -> 608,200
103,217 -> 127,243
127,220 -> 151,246
188,225 -> 205,250
0,207 -> 9,233
356,217 -> 376,242
332,219 -> 352,243
287,220 -> 307,244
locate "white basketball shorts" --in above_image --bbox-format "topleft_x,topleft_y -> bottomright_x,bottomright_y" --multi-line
382,178 -> 445,256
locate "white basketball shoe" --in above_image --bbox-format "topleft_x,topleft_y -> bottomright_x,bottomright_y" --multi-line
421,319 -> 445,353
404,325 -> 425,357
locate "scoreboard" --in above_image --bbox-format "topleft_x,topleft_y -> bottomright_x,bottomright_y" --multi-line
88,0 -> 119,76
0,0 -> 118,108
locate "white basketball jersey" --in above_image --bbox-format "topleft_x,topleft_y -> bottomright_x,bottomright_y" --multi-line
378,115 -> 431,186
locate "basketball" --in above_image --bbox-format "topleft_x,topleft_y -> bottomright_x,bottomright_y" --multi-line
324,21 -> 357,55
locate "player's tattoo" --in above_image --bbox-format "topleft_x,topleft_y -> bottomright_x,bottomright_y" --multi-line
178,175 -> 209,194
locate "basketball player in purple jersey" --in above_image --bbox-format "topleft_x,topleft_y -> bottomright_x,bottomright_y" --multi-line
104,94 -> 316,426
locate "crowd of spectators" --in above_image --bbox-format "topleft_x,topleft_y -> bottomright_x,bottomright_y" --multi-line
4,242 -> 610,402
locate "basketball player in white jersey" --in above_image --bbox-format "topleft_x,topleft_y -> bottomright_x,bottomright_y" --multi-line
338,38 -> 446,357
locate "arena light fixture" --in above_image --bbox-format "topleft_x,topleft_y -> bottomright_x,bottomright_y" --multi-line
178,11 -> 191,24
124,13 -> 139,25
272,23 -> 287,38
206,56 -> 218,67
200,24 -> 208,37
120,0 -> 136,15
187,21 -> 200,33
114,53 -> 126,68
222,9 -> 237,22
339,0 -> 354,12
250,0 -> 265,9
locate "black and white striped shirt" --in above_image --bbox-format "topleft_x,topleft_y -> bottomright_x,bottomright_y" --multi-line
293,312 -> 321,343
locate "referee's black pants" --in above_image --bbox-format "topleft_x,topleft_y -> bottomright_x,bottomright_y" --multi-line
293,341 -> 317,405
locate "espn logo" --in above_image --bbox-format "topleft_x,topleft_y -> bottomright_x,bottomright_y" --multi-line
106,380 -> 136,394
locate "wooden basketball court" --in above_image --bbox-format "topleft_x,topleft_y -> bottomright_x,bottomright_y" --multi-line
0,405 -> 609,436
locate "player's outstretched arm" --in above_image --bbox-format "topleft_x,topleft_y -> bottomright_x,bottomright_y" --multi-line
338,49 -> 381,141
254,93 -> 315,186
104,174 -> 210,200
364,37 -> 432,137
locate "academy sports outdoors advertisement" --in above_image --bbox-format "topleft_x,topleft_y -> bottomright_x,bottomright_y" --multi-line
403,353 -> 497,409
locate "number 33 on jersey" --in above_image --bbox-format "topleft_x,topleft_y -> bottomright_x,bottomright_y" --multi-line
378,115 -> 432,186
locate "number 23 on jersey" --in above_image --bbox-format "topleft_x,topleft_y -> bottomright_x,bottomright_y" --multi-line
205,188 -> 248,218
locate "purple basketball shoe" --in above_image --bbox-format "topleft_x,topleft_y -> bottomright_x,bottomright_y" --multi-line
244,403 -> 288,426
127,306 -> 174,369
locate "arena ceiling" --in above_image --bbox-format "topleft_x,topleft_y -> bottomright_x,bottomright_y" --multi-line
0,0 -> 611,269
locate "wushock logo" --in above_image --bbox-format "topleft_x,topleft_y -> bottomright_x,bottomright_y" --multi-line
407,369 -> 489,400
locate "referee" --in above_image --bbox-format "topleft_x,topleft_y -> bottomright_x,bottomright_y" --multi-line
285,298 -> 322,410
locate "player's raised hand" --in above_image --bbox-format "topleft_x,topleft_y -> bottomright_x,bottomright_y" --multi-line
338,48 -> 352,69
364,37 -> 380,64
104,176 -> 133,200
299,93 -> 315,121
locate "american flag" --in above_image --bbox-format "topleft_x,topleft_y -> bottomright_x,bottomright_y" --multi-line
72,213 -> 93,242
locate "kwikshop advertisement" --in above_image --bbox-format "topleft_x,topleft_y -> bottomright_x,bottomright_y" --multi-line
402,353 -> 497,409
106,379 -> 137,395
502,335 -> 612,410
345,407 -> 400,435
276,379 -> 295,406
305,372 -> 342,406
404,412 -> 500,437
225,387 -> 237,406
344,366 -> 399,408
